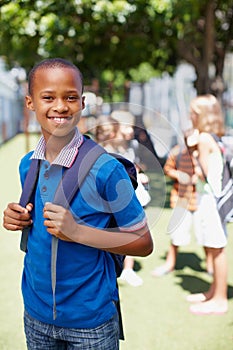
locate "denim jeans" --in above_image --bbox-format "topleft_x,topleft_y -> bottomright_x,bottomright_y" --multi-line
24,310 -> 119,350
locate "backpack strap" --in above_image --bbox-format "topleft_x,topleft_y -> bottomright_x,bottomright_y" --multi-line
19,158 -> 40,252
51,138 -> 106,320
53,138 -> 106,206
19,138 -> 106,252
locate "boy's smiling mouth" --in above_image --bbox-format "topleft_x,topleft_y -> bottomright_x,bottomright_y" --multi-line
47,116 -> 72,124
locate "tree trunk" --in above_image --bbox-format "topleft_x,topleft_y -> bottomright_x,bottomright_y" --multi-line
195,0 -> 216,94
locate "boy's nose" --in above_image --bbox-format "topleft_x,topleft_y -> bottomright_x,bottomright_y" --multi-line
53,100 -> 68,113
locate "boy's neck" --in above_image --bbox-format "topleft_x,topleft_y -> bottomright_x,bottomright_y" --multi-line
43,131 -> 75,163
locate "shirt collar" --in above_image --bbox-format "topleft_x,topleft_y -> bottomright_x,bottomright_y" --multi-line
31,127 -> 84,168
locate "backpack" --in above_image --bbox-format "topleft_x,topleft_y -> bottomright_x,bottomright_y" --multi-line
199,134 -> 233,225
212,134 -> 233,224
19,136 -> 138,340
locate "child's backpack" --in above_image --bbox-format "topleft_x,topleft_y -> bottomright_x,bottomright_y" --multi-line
19,136 -> 138,340
212,134 -> 233,224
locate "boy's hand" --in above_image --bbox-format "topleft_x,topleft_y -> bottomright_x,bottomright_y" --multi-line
3,202 -> 33,231
43,203 -> 76,242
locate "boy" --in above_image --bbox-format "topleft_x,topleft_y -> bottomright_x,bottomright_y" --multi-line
3,58 -> 153,349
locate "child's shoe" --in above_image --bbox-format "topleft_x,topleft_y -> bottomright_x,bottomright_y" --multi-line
119,268 -> 143,287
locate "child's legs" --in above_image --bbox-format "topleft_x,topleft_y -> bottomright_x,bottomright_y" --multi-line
123,256 -> 134,269
164,244 -> 178,269
204,246 -> 213,274
189,246 -> 228,313
208,247 -> 228,301
194,194 -> 227,275
160,208 -> 193,270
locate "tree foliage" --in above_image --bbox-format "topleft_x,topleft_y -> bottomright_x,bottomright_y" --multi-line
0,0 -> 232,96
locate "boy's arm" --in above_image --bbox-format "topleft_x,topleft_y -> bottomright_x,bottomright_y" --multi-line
3,202 -> 33,231
43,203 -> 153,257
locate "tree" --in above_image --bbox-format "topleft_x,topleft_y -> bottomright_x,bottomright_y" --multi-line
0,0 -> 232,97
170,0 -> 233,96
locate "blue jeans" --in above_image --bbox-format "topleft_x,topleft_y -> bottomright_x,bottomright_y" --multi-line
24,310 -> 119,349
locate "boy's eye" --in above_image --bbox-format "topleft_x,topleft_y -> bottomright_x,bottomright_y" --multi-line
67,96 -> 79,101
42,96 -> 53,101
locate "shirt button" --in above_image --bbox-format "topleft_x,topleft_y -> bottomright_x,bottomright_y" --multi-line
44,171 -> 49,179
42,186 -> 47,193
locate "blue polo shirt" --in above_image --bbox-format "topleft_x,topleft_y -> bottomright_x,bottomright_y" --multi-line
19,128 -> 147,328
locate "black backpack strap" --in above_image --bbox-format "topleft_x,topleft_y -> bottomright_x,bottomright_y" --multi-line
18,139 -> 105,252
19,159 -> 40,207
53,138 -> 125,339
52,138 -> 107,321
19,159 -> 40,252
53,138 -> 106,206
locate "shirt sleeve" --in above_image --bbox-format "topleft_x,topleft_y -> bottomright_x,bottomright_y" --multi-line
98,156 -> 147,232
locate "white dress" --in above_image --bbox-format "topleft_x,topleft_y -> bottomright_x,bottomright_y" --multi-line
194,151 -> 227,248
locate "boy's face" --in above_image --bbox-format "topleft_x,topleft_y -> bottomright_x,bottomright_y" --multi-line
25,67 -> 85,141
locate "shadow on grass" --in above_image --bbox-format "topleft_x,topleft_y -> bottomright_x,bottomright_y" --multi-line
175,273 -> 233,300
159,251 -> 206,273
175,252 -> 206,272
175,274 -> 210,294
133,260 -> 142,272
163,251 -> 233,299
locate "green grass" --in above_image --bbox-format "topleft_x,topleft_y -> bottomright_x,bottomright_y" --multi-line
1,134 -> 233,350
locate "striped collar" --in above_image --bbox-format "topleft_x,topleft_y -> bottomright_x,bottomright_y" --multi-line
31,127 -> 84,168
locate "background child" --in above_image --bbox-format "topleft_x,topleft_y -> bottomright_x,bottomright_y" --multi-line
95,112 -> 151,286
186,94 -> 228,315
152,130 -> 213,277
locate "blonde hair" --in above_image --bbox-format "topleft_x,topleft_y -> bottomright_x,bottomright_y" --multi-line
190,94 -> 225,137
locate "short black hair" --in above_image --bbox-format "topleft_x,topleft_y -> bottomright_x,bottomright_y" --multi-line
28,58 -> 84,95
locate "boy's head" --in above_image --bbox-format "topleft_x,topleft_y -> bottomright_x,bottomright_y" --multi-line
26,58 -> 85,141
28,58 -> 84,96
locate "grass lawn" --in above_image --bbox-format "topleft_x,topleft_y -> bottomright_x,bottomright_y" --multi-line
0,134 -> 233,350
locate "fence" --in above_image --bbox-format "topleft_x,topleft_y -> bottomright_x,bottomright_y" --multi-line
129,59 -> 233,158
0,59 -> 24,145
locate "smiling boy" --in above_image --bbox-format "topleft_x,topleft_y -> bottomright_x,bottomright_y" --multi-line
3,58 -> 153,349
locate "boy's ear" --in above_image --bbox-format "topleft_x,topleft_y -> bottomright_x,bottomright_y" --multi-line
82,96 -> 85,110
25,95 -> 35,111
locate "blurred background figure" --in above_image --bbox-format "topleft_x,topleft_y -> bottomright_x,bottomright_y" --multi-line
78,92 -> 103,136
95,112 -> 151,286
152,128 -> 213,277
186,94 -> 228,315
